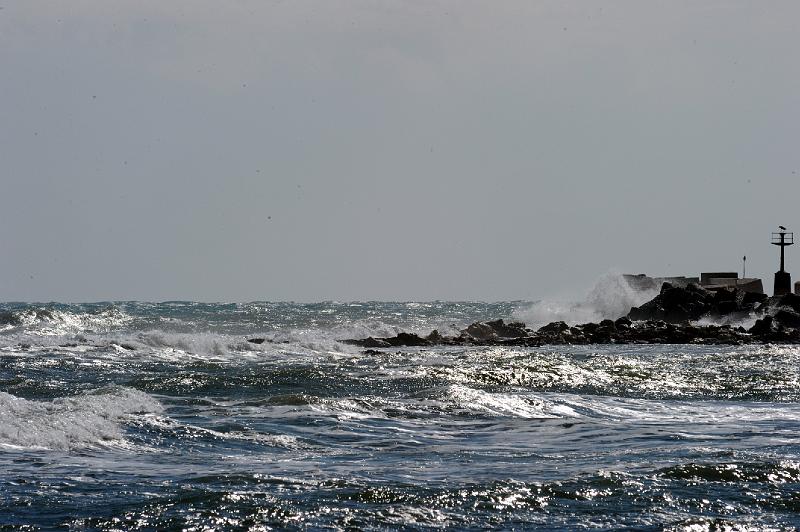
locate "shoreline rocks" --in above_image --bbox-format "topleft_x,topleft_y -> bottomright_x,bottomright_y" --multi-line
342,284 -> 800,348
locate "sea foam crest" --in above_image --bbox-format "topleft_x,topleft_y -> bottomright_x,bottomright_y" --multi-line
0,387 -> 162,450
442,385 -> 577,419
0,306 -> 131,335
134,330 -> 232,359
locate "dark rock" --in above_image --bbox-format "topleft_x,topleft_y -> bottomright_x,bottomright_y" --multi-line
247,338 -> 266,344
426,330 -> 444,344
615,316 -> 632,329
464,322 -> 497,342
628,282 -> 754,324
715,300 -> 739,315
774,309 -> 800,329
749,316 -> 774,336
713,288 -> 737,303
538,321 -> 569,334
463,319 -> 529,341
778,294 -> 800,313
628,306 -> 647,321
598,319 -> 616,330
742,291 -> 768,307
492,320 -> 529,337
759,293 -> 800,315
385,332 -> 430,347
342,336 -> 392,348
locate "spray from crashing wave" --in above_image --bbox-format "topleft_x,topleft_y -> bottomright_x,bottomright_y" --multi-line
513,272 -> 659,327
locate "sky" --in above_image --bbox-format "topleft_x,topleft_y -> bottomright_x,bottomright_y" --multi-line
1,1 -> 798,302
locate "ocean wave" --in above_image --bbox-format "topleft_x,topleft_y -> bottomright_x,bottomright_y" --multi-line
132,330 -> 234,359
101,323 -> 399,361
0,306 -> 131,336
419,344 -> 800,402
0,386 -> 163,451
136,415 -> 308,450
418,384 -> 577,419
294,386 -> 576,421
550,393 -> 800,425
658,460 -> 800,484
234,385 -> 800,426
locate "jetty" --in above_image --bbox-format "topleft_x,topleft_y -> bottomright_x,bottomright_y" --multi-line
334,227 -> 800,347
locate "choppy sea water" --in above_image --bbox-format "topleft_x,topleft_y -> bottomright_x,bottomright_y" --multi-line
2,301 -> 800,530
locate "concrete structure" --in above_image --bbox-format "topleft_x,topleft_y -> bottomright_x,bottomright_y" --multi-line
700,272 -> 764,294
702,277 -> 764,294
795,281 -> 800,295
701,272 -> 738,285
775,271 -> 791,296
772,230 -> 794,296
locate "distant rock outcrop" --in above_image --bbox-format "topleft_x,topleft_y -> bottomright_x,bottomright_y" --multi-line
461,319 -> 530,342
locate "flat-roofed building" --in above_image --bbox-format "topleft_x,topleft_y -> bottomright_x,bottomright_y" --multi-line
700,272 -> 764,294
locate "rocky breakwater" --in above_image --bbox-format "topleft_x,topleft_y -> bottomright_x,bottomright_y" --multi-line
340,284 -> 800,348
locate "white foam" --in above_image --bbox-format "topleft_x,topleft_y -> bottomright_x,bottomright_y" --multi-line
296,387 -> 570,421
0,387 -> 162,451
1,307 -> 132,336
513,272 -> 660,327
133,330 -> 233,360
693,314 -> 759,330
549,393 -> 800,424
441,385 -> 576,419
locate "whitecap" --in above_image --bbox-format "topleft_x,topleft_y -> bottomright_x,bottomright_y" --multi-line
0,386 -> 163,451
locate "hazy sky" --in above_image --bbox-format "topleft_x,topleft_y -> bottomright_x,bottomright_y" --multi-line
1,1 -> 798,302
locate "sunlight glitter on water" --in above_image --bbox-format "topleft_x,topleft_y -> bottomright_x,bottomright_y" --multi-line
2,302 -> 800,529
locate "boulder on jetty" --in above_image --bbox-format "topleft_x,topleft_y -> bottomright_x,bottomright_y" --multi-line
627,282 -> 767,324
461,319 -> 530,342
341,285 -> 800,347
746,293 -> 800,340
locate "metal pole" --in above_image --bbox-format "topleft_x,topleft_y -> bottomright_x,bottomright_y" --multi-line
781,233 -> 786,272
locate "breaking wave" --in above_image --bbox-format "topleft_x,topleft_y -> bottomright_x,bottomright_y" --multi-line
417,385 -> 577,419
0,306 -> 131,335
296,385 -> 578,421
0,387 -> 162,450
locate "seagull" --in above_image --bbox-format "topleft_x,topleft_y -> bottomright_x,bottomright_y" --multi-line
780,225 -> 787,230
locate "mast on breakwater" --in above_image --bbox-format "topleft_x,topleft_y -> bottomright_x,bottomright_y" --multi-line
772,227 -> 794,296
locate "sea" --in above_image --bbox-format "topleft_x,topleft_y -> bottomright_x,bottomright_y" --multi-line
2,299 -> 800,530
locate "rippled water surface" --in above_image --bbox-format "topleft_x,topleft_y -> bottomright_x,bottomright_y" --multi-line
2,301 -> 800,530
